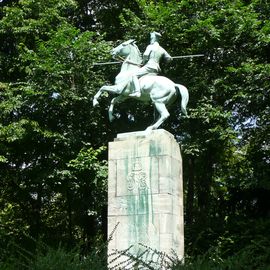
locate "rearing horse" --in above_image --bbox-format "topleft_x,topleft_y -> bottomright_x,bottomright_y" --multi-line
93,39 -> 189,131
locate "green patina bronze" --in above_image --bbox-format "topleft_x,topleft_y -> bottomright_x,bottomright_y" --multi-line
93,32 -> 189,132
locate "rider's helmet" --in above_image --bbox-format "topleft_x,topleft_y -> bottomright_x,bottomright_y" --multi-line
150,31 -> 162,43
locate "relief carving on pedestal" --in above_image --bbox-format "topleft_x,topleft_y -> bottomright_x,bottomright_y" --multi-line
127,159 -> 147,191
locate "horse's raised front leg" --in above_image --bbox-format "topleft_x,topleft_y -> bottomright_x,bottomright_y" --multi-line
146,102 -> 170,131
108,96 -> 126,122
93,84 -> 123,107
93,88 -> 102,107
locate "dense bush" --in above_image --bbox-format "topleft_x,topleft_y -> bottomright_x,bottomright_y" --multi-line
0,227 -> 269,270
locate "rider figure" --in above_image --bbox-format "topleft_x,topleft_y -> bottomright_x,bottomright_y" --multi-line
130,31 -> 172,97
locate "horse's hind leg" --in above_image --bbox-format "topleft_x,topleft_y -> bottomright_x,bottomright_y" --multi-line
146,102 -> 170,131
108,97 -> 117,122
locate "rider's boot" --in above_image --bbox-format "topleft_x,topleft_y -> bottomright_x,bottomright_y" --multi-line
130,76 -> 141,97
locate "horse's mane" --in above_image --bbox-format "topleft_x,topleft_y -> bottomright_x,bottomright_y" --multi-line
129,43 -> 143,65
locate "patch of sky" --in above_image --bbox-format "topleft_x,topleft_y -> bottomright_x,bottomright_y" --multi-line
51,92 -> 61,99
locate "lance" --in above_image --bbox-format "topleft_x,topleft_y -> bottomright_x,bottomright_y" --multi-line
93,54 -> 204,66
93,60 -> 140,66
172,54 -> 204,59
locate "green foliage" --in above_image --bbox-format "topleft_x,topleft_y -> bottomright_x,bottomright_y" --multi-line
0,0 -> 269,267
0,0 -> 77,82
0,240 -> 108,270
1,237 -> 269,269
0,0 -> 114,231
0,0 -> 111,256
118,1 -> 270,263
30,245 -> 107,270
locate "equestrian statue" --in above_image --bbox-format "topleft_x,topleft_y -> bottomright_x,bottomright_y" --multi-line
93,32 -> 190,131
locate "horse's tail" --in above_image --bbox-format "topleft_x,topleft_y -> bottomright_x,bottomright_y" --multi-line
175,84 -> 189,116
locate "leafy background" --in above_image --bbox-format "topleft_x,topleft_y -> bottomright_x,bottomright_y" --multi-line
0,0 -> 269,268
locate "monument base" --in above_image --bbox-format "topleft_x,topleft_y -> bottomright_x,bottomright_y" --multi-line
108,129 -> 184,268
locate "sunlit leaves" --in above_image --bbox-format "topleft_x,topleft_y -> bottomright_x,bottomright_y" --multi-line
0,0 -> 269,260
0,0 -> 111,251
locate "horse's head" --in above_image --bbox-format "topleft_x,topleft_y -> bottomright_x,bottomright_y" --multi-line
111,39 -> 138,60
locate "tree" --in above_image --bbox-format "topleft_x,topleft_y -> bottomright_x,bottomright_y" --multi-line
0,0 -> 269,263
117,0 -> 270,254
0,0 -> 111,256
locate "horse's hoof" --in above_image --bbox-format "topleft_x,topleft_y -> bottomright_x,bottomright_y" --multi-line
93,99 -> 99,107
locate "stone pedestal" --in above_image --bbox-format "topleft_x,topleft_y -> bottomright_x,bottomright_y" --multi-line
108,129 -> 184,268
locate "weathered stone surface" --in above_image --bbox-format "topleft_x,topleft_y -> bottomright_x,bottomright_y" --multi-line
108,129 -> 184,268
